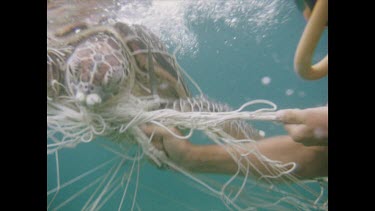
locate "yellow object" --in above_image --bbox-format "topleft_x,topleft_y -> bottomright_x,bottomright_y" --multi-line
294,0 -> 328,80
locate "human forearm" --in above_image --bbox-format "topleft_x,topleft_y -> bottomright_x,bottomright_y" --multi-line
170,135 -> 327,180
250,136 -> 327,179
142,124 -> 327,180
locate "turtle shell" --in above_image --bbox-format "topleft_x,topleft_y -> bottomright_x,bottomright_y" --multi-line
51,21 -> 190,106
113,22 -> 191,100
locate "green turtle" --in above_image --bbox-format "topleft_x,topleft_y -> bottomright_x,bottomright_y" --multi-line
47,20 -> 190,106
47,20 -> 263,140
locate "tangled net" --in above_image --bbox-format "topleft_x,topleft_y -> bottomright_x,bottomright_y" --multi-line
47,48 -> 327,210
47,3 -> 327,209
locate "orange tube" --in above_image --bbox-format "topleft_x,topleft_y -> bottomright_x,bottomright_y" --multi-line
294,0 -> 328,80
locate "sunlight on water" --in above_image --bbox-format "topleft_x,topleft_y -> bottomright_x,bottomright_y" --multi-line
109,0 -> 294,56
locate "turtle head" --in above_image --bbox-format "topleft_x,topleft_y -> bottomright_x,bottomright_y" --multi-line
74,82 -> 104,106
66,33 -> 130,107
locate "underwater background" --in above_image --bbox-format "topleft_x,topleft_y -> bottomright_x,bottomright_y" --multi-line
47,0 -> 328,210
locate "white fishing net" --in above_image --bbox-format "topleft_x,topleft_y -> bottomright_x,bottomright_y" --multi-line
47,1 -> 327,210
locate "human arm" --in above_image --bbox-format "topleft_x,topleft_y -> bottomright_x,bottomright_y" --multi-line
142,126 -> 328,180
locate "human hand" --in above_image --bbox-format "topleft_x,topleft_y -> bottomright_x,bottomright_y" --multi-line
141,124 -> 192,165
276,106 -> 328,146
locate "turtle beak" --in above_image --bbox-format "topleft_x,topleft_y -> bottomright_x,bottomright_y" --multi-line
76,92 -> 86,103
75,92 -> 102,107
86,94 -> 102,106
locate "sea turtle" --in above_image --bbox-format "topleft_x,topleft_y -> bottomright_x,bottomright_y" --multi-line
47,21 -> 191,106
47,20 -> 263,141
47,1 -> 263,144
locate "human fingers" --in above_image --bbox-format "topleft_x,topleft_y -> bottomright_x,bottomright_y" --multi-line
276,109 -> 305,124
141,124 -> 181,138
284,124 -> 328,146
140,124 -> 161,136
140,125 -> 188,150
140,124 -> 165,151
284,124 -> 312,143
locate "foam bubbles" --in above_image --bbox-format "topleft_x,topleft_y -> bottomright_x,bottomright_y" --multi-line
298,91 -> 306,97
285,89 -> 294,96
261,76 -> 271,85
259,130 -> 265,137
116,0 -> 198,56
49,0 -> 293,57
113,0 -> 292,56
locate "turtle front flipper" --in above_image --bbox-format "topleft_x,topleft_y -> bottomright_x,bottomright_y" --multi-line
47,44 -> 72,99
147,44 -> 158,96
47,57 -> 62,99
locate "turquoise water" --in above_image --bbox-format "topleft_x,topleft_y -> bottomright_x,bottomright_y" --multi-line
47,0 -> 328,210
